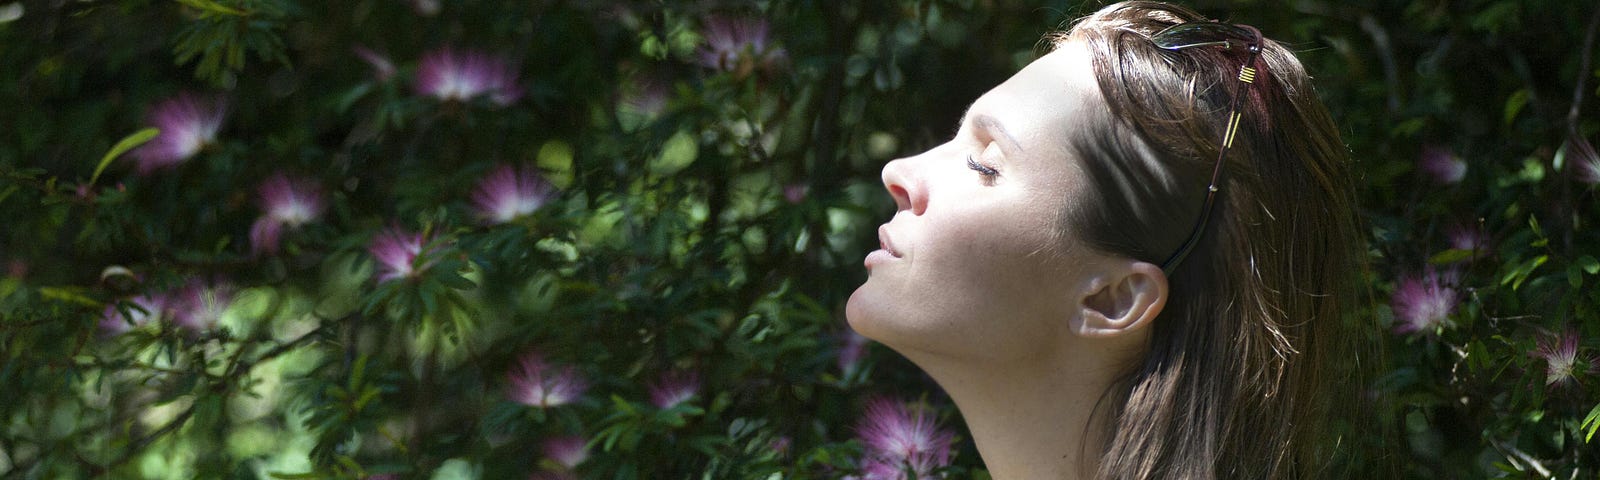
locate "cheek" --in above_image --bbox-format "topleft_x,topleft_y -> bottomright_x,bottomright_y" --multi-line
850,206 -> 1072,360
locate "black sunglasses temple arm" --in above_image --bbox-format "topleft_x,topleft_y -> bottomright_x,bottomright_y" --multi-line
1159,36 -> 1263,276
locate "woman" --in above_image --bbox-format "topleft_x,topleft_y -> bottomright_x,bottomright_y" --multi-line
845,1 -> 1369,478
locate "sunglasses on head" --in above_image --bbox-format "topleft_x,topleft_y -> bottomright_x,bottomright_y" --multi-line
1141,21 -> 1265,275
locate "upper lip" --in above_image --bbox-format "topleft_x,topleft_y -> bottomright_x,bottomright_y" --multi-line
878,225 -> 902,257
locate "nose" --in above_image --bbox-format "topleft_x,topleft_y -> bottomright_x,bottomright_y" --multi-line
881,156 -> 927,215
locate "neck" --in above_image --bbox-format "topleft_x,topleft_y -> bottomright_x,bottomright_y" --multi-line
907,348 -> 1115,480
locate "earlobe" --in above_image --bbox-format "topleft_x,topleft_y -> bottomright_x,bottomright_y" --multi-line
1073,262 -> 1168,338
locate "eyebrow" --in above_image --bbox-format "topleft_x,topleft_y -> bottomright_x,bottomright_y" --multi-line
961,112 -> 1024,153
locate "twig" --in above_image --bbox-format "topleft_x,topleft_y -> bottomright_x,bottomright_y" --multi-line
1357,15 -> 1403,113
1489,437 -> 1552,477
1561,4 -> 1600,256
101,405 -> 197,470
1566,5 -> 1600,129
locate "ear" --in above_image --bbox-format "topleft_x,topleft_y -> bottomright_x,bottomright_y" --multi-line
1072,261 -> 1167,338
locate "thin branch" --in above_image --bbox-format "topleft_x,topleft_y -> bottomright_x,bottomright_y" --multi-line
1357,14 -> 1403,114
1489,437 -> 1553,478
1566,4 -> 1600,129
102,406 -> 197,470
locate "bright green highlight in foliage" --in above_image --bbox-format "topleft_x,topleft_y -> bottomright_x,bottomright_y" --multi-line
92,128 -> 159,186
2,0 -> 1600,479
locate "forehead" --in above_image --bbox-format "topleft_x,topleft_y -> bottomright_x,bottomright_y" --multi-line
966,42 -> 1100,165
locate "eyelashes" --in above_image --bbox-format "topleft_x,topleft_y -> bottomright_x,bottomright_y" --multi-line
966,155 -> 999,183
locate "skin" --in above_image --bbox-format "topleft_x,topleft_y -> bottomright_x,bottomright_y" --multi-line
845,41 -> 1169,479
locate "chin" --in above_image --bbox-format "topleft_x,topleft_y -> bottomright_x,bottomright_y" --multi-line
845,283 -> 938,357
844,281 -> 908,346
843,284 -> 879,338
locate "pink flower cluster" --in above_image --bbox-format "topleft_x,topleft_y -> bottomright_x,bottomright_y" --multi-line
172,279 -> 234,331
250,172 -> 326,255
1445,224 -> 1488,258
1418,145 -> 1466,185
506,352 -> 588,409
852,398 -> 954,479
415,47 -> 522,107
647,370 -> 700,409
1568,134 -> 1600,185
471,164 -> 555,224
543,434 -> 589,468
368,227 -> 436,283
100,278 -> 234,335
1390,267 -> 1460,335
131,93 -> 228,174
618,74 -> 669,120
1534,329 -> 1596,388
697,16 -> 786,77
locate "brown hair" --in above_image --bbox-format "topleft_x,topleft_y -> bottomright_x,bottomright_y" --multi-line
1051,2 -> 1372,478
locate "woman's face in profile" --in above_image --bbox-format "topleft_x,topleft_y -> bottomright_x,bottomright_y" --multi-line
846,43 -> 1113,362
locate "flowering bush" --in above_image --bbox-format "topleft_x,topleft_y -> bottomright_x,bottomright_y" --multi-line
0,0 -> 1596,478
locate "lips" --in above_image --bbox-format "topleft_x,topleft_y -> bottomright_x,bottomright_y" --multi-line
878,225 -> 902,258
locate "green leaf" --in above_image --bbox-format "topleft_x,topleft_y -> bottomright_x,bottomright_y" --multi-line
1390,118 -> 1426,138
1582,402 -> 1600,443
1579,255 -> 1599,275
1503,89 -> 1529,125
175,0 -> 249,16
39,286 -> 100,307
1500,255 -> 1548,290
649,130 -> 698,176
436,272 -> 477,291
91,128 -> 160,186
1428,249 -> 1473,265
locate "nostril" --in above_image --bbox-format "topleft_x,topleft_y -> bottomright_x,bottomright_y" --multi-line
887,183 -> 911,211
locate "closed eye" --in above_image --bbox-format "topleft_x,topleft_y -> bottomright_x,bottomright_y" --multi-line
966,155 -> 999,183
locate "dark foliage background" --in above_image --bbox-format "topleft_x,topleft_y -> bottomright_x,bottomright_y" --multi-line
1,0 -> 1597,478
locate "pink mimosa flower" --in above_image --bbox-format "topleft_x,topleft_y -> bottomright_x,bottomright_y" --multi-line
855,398 -> 953,476
860,456 -> 946,480
1418,145 -> 1466,184
1579,156 -> 1600,186
415,48 -> 522,106
368,227 -> 432,283
471,165 -> 554,224
1390,267 -> 1460,335
1534,329 -> 1592,388
507,353 -> 588,409
1445,224 -> 1488,260
409,0 -> 438,16
783,183 -> 809,204
1566,133 -> 1600,185
697,16 -> 786,76
100,293 -> 170,335
131,93 -> 228,173
647,370 -> 700,409
618,74 -> 669,119
770,436 -> 792,455
527,472 -> 577,480
250,173 -> 325,255
541,435 -> 589,469
172,279 -> 233,332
